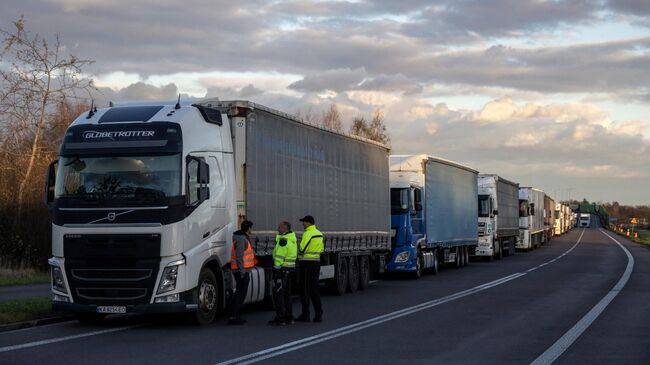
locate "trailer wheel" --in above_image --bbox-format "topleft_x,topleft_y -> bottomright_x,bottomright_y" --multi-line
432,249 -> 439,275
455,247 -> 462,268
496,241 -> 503,260
347,257 -> 359,293
465,246 -> 470,266
332,255 -> 348,296
193,268 -> 218,325
461,246 -> 467,267
358,256 -> 370,290
459,246 -> 466,267
75,313 -> 106,323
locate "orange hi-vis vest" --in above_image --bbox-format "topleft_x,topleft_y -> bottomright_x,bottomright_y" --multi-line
230,239 -> 256,270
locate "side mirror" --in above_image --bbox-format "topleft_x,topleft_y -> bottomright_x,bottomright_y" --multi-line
493,209 -> 498,215
413,188 -> 422,203
186,156 -> 210,206
44,160 -> 58,208
529,203 -> 535,216
415,203 -> 423,212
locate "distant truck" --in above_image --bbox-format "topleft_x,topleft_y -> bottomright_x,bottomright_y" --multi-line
45,99 -> 391,324
517,187 -> 545,250
388,155 -> 478,278
579,213 -> 591,228
544,195 -> 556,242
475,174 -> 519,260
554,203 -> 564,235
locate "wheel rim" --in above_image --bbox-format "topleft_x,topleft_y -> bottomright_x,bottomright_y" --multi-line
199,279 -> 216,312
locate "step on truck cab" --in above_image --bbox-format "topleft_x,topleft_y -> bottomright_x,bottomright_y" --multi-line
388,155 -> 478,278
475,174 -> 519,260
45,99 -> 391,324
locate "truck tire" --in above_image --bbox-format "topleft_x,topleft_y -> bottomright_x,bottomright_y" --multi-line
332,255 -> 348,296
463,246 -> 469,266
358,256 -> 370,291
75,313 -> 106,323
347,256 -> 359,293
411,250 -> 424,279
194,268 -> 218,325
459,246 -> 466,267
455,247 -> 462,268
496,241 -> 503,260
432,249 -> 439,275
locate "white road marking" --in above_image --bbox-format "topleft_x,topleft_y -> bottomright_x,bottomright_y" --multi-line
216,229 -> 586,365
0,325 -> 140,353
530,229 -> 634,365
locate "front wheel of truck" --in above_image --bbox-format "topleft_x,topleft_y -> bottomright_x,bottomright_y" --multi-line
194,268 -> 218,325
411,251 -> 423,279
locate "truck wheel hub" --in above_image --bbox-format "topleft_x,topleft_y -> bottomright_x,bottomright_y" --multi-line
199,281 -> 216,311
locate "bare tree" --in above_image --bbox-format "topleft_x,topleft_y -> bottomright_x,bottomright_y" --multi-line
349,109 -> 390,145
321,103 -> 343,131
367,108 -> 390,146
295,107 -> 319,125
0,16 -> 95,219
349,116 -> 369,137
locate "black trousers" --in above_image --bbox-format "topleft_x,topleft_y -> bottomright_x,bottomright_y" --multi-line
229,272 -> 250,319
299,261 -> 322,317
272,268 -> 294,321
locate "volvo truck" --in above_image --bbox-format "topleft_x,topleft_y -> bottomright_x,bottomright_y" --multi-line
388,155 -> 478,278
517,187 -> 545,250
475,174 -> 519,260
45,100 -> 391,324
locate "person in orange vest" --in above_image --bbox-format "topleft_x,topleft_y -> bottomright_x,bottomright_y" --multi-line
228,220 -> 255,325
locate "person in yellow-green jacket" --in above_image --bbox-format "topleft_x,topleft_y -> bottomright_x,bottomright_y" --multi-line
296,215 -> 324,323
268,221 -> 297,326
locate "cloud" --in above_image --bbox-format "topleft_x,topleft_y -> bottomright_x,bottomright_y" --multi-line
289,68 -> 367,93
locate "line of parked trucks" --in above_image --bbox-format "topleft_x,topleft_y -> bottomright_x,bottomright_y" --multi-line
44,100 -> 574,324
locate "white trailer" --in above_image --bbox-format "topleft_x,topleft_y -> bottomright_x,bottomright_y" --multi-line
517,187 -> 545,250
476,174 -> 519,260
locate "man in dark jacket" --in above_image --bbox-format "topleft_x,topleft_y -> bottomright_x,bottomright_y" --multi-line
228,220 -> 254,325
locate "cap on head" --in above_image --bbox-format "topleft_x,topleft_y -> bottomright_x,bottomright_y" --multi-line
299,215 -> 315,224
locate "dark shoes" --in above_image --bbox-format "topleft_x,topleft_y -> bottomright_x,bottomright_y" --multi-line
295,314 -> 322,323
227,317 -> 247,325
295,314 -> 311,322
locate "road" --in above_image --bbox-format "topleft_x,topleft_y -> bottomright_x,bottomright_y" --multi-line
1,226 -> 648,364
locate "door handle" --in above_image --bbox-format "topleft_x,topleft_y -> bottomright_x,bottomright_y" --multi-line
203,231 -> 210,238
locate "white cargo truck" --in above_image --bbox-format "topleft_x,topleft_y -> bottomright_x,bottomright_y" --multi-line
45,100 -> 391,324
517,187 -> 545,250
475,174 -> 519,260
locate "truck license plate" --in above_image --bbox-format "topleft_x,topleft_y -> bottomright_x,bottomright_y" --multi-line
96,306 -> 126,314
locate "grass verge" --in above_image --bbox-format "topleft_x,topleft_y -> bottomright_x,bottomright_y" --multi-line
0,268 -> 49,287
0,296 -> 54,325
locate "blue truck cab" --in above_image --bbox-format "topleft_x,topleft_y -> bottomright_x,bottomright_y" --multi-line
387,155 -> 479,278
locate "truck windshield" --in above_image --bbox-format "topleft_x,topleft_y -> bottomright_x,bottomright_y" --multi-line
519,200 -> 529,217
478,195 -> 490,217
55,154 -> 181,206
391,188 -> 409,214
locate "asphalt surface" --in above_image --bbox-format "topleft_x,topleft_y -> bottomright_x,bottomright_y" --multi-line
0,283 -> 50,301
1,226 -> 648,365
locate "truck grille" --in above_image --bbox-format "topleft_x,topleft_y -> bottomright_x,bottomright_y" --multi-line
64,234 -> 160,305
478,222 -> 486,236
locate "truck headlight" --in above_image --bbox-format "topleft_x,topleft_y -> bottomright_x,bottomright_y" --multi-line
157,265 -> 179,294
51,265 -> 67,293
394,251 -> 410,263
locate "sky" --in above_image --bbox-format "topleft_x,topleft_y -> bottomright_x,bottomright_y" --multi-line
2,0 -> 650,204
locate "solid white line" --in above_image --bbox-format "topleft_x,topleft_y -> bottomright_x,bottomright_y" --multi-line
216,229 -> 586,365
530,229 -> 634,365
0,325 -> 139,353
